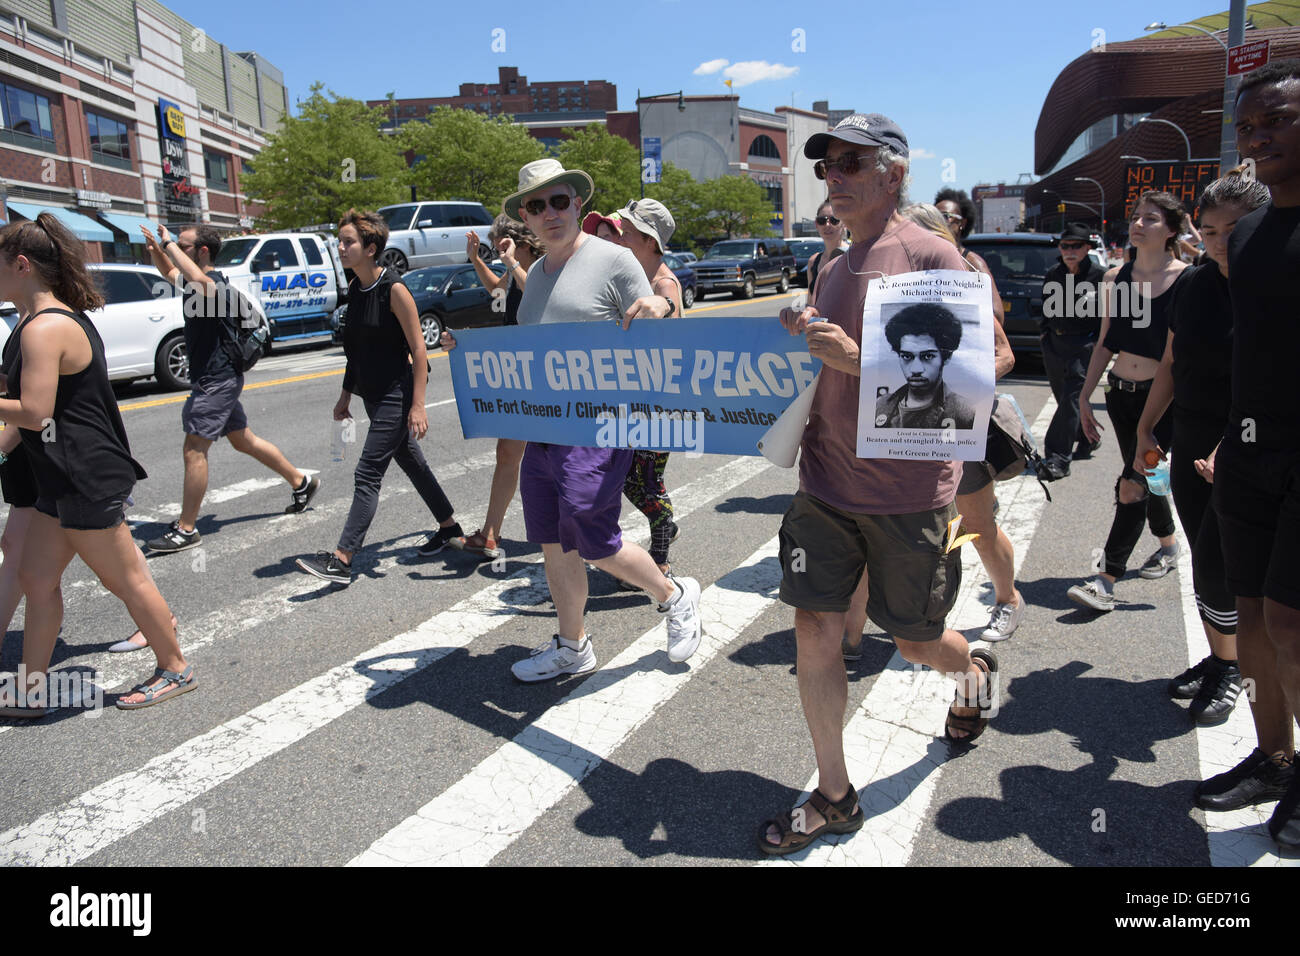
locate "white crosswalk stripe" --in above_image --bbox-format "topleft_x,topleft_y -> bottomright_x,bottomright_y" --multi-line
1,380 -> 1291,867
0,457 -> 769,864
350,535 -> 782,866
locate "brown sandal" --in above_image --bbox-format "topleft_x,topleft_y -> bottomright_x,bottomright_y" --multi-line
758,785 -> 864,856
944,649 -> 998,744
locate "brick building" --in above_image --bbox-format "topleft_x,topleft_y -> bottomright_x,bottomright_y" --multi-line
0,0 -> 288,262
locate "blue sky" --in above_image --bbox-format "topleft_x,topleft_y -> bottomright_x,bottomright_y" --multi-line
167,0 -> 1224,203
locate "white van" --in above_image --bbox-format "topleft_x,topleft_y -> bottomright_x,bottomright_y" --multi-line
212,232 -> 348,346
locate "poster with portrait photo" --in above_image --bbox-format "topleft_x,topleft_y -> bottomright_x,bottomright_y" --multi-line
856,270 -> 995,461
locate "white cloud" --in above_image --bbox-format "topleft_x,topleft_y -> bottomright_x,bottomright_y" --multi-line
722,61 -> 799,87
693,59 -> 730,76
910,147 -> 936,160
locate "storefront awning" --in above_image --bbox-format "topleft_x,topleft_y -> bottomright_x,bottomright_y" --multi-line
5,201 -> 115,243
98,211 -> 157,244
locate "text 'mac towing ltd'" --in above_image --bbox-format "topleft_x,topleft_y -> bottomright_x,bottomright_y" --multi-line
212,229 -> 349,347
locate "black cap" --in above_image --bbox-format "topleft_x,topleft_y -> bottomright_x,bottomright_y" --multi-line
1057,222 -> 1093,243
804,113 -> 909,161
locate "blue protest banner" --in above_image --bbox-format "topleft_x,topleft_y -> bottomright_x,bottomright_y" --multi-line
447,317 -> 820,457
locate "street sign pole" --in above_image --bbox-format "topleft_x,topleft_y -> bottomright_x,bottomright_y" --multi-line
1220,0 -> 1247,172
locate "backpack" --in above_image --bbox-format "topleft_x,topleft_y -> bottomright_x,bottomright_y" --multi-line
983,393 -> 1052,501
218,284 -> 269,374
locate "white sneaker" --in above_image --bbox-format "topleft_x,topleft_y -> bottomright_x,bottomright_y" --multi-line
1138,548 -> 1178,579
660,575 -> 702,663
981,597 -> 1024,642
511,635 -> 597,683
1067,578 -> 1116,612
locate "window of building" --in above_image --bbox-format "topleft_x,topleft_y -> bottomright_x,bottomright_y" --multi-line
204,150 -> 230,189
748,134 -> 781,160
0,81 -> 55,148
86,110 -> 132,167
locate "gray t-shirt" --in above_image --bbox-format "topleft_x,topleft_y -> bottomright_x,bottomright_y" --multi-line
517,236 -> 651,325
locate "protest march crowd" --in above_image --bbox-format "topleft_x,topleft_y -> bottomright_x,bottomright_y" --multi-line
0,60 -> 1297,856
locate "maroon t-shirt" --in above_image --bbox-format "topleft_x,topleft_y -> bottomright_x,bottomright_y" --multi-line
798,218 -> 967,515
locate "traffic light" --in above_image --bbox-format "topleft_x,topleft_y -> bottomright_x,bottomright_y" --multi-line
1057,203 -> 1066,213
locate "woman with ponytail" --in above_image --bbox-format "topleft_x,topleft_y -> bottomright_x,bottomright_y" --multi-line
0,213 -> 195,715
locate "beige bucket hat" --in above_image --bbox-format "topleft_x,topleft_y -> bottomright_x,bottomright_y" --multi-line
502,159 -> 595,222
613,198 -> 676,253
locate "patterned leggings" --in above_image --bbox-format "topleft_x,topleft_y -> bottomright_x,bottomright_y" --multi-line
624,450 -> 676,566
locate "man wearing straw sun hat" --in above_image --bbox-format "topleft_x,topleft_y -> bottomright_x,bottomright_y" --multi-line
446,158 -> 704,682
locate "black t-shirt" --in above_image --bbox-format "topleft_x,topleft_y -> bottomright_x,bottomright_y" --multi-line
1169,261 -> 1233,425
1102,261 -> 1182,360
1226,203 -> 1300,452
342,268 -> 414,402
183,268 -> 237,383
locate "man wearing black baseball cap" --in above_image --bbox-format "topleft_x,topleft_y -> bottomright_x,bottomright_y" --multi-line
1039,222 -> 1106,478
760,113 -> 1000,856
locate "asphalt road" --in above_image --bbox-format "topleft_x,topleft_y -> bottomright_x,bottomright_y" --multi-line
0,285 -> 1292,870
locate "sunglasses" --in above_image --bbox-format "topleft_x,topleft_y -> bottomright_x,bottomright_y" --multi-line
940,212 -> 964,224
1058,241 -> 1088,250
813,152 -> 876,180
815,215 -> 840,226
523,193 -> 572,216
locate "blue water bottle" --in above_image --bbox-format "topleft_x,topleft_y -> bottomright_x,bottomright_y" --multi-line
1146,457 -> 1171,496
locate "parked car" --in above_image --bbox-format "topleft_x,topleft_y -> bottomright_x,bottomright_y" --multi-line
212,231 -> 346,347
662,253 -> 698,310
0,264 -> 270,391
786,238 -> 824,288
962,232 -> 1058,356
670,250 -> 698,265
375,201 -> 495,274
693,239 -> 796,300
331,263 -> 507,348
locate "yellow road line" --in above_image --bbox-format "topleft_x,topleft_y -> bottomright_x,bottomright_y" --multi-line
118,368 -> 345,412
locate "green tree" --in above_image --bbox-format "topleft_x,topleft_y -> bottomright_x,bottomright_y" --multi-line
400,107 -> 545,212
239,83 -> 407,230
696,174 -> 777,239
647,162 -> 705,249
554,124 -> 641,217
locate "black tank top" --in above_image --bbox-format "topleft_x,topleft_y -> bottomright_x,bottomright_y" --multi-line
5,308 -> 146,500
809,247 -> 845,297
340,268 -> 414,402
0,321 -> 38,506
1101,261 -> 1181,360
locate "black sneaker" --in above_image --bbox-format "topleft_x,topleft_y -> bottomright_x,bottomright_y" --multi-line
1168,656 -> 1211,699
284,475 -> 320,514
1037,457 -> 1070,482
295,551 -> 352,585
1072,439 -> 1103,460
1268,771 -> 1300,847
1188,660 -> 1242,724
1194,749 -> 1295,812
419,523 -> 465,556
145,521 -> 201,554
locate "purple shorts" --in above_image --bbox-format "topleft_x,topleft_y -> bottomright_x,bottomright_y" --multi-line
520,443 -> 633,560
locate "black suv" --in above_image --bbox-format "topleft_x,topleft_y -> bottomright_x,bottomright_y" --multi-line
694,239 -> 796,300
962,233 -> 1059,357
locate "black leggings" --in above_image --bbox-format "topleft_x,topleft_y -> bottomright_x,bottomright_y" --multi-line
1102,383 -> 1175,577
338,383 -> 454,553
1171,411 -> 1237,634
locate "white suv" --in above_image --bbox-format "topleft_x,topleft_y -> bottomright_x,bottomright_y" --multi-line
0,264 -> 269,392
377,201 -> 495,273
